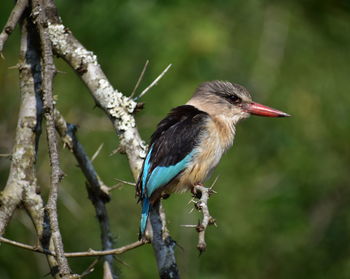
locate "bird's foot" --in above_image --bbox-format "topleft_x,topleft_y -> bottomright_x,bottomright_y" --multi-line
191,184 -> 204,199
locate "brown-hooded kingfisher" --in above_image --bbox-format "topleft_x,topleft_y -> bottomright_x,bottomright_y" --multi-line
136,80 -> 290,237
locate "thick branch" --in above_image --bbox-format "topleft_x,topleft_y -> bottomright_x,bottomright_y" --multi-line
150,202 -> 179,279
0,10 -> 41,237
0,0 -> 28,53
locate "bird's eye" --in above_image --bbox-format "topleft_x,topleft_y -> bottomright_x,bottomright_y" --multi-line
224,94 -> 241,105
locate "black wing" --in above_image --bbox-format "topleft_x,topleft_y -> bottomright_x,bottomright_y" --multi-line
136,105 -> 209,197
150,105 -> 209,168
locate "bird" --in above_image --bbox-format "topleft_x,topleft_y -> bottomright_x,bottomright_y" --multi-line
136,80 -> 290,237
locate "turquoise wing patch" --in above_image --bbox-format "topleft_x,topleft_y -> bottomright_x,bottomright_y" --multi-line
142,146 -> 153,193
143,151 -> 194,197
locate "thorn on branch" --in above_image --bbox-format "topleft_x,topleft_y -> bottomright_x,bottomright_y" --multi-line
0,153 -> 12,159
79,258 -> 99,278
134,64 -> 172,101
109,145 -> 126,156
180,224 -> 197,228
209,217 -> 216,226
56,69 -> 66,74
129,59 -> 149,99
8,64 -> 20,70
108,179 -> 136,192
113,178 -> 136,186
91,143 -> 104,162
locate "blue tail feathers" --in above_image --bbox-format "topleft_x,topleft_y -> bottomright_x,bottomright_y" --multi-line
140,197 -> 150,236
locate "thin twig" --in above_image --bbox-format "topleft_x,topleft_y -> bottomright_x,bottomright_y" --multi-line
64,240 -> 146,257
0,236 -> 55,256
0,0 -> 28,54
129,60 -> 149,99
0,236 -> 147,257
135,64 -> 172,100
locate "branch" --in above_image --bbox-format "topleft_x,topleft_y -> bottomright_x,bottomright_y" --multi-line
0,236 -> 146,258
54,109 -> 117,278
149,202 -> 179,279
0,10 -> 42,237
64,240 -> 146,258
31,1 -> 71,276
0,236 -> 55,256
192,185 -> 216,253
0,0 -> 28,54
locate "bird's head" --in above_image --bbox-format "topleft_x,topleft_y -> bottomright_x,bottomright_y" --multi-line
187,80 -> 290,125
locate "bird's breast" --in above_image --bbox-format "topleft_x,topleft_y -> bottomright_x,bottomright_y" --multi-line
174,116 -> 235,192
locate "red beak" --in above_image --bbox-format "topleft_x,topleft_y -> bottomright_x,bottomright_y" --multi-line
244,102 -> 290,117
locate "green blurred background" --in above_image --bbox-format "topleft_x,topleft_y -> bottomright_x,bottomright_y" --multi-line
1,0 -> 350,278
